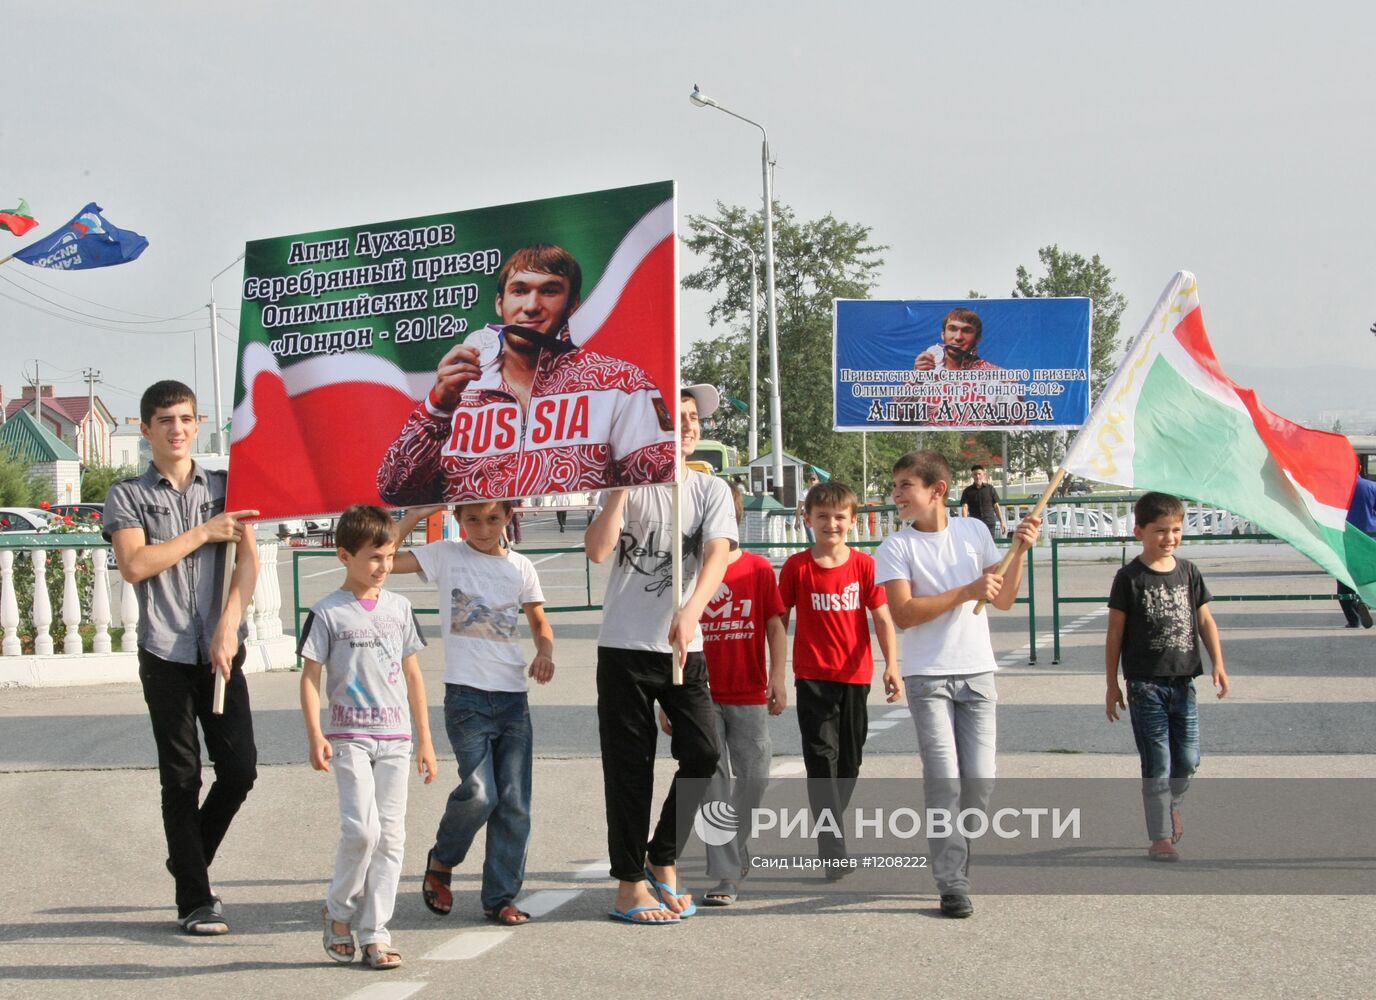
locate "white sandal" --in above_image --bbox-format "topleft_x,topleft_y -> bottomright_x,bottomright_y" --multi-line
321,907 -> 355,963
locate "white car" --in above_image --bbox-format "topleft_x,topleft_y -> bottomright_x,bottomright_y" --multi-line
1185,510 -> 1249,536
0,507 -> 53,533
1041,507 -> 1128,538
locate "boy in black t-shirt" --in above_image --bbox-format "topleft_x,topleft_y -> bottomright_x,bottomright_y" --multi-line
1105,492 -> 1229,862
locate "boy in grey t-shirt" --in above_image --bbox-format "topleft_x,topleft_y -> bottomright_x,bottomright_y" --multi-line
585,385 -> 737,924
299,505 -> 436,969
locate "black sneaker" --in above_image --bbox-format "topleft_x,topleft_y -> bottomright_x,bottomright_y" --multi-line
1358,601 -> 1373,629
940,893 -> 974,918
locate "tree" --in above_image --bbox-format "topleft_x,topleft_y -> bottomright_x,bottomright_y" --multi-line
80,463 -> 139,503
0,446 -> 49,507
1008,245 -> 1128,479
681,201 -> 898,490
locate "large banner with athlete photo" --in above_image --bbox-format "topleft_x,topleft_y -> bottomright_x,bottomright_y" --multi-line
227,181 -> 679,520
833,298 -> 1091,431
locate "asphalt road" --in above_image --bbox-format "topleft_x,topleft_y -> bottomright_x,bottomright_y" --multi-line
1,514 -> 1372,999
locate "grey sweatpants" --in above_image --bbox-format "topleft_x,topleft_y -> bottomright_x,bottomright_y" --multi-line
705,702 -> 773,880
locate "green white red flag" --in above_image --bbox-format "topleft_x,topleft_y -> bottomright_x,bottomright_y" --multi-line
1062,270 -> 1376,604
0,198 -> 38,237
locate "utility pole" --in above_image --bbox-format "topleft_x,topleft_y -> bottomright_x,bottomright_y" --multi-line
31,361 -> 41,433
82,368 -> 102,464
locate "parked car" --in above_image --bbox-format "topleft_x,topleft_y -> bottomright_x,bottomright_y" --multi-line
1185,510 -> 1249,536
1042,507 -> 1128,538
0,507 -> 52,532
48,503 -> 104,522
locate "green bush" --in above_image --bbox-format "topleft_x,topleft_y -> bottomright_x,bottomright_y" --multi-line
81,463 -> 140,503
0,445 -> 50,507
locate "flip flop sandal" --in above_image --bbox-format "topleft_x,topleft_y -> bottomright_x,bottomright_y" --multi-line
179,904 -> 228,936
1170,807 -> 1184,845
364,945 -> 403,970
644,868 -> 696,919
702,881 -> 738,906
421,848 -> 453,916
321,907 -> 355,963
484,902 -> 532,926
608,904 -> 680,925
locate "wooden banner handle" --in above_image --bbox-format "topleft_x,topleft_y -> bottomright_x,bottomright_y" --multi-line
212,541 -> 237,714
973,468 -> 1065,616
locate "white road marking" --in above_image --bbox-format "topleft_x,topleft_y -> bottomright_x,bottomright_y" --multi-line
341,983 -> 428,1000
519,889 -> 582,917
424,928 -> 513,961
573,860 -> 611,880
867,721 -> 899,732
883,708 -> 911,719
302,565 -> 342,579
529,554 -> 564,567
771,759 -> 807,776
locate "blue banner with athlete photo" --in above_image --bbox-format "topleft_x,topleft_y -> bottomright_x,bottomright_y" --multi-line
833,298 -> 1092,431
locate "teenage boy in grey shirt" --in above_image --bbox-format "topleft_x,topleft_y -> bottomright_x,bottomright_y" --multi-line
104,380 -> 260,935
585,384 -> 736,924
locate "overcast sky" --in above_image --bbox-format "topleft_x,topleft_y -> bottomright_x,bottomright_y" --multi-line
3,1 -> 1372,431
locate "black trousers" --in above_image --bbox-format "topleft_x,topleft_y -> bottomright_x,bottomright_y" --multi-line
138,647 -> 257,918
795,678 -> 869,859
596,647 -> 720,883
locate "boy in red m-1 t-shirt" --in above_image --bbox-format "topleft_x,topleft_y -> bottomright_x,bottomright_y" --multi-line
778,481 -> 900,877
693,490 -> 786,905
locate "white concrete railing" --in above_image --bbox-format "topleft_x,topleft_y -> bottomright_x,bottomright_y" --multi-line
0,537 -> 292,687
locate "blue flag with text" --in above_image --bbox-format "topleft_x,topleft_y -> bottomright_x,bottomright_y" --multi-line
13,203 -> 149,270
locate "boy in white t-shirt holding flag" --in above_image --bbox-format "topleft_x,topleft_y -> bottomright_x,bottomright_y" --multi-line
393,500 -> 555,926
874,451 -> 1039,920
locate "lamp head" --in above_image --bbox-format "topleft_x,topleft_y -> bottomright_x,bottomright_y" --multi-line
689,85 -> 716,108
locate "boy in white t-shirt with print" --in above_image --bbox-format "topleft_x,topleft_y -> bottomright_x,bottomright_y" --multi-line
299,504 -> 437,970
393,500 -> 555,927
874,451 -> 1039,920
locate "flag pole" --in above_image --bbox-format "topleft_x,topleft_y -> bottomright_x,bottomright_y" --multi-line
0,254 -> 13,266
973,467 -> 1065,616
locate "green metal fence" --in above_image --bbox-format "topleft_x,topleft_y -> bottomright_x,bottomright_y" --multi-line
1047,533 -> 1348,662
291,535 -> 1041,667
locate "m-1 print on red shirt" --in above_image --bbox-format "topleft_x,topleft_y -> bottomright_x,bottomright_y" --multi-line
701,551 -> 785,705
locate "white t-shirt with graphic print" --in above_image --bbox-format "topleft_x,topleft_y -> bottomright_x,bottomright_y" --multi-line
412,540 -> 545,692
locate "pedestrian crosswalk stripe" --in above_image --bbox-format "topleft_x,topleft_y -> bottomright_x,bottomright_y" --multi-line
424,929 -> 513,961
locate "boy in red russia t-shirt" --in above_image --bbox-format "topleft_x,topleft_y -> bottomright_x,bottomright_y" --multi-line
778,481 -> 901,876
694,491 -> 787,905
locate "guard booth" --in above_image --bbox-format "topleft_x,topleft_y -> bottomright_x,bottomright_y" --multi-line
746,452 -> 823,509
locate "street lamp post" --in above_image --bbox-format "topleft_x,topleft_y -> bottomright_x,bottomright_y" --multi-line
691,85 -> 785,501
208,253 -> 246,455
702,220 -> 759,462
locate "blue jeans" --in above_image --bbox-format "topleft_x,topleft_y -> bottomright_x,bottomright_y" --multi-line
433,685 -> 533,910
1126,677 -> 1199,841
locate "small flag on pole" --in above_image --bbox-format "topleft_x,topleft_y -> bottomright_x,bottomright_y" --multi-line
0,198 -> 39,237
13,202 -> 148,269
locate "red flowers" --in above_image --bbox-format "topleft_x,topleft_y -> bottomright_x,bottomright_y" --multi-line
39,500 -> 52,510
